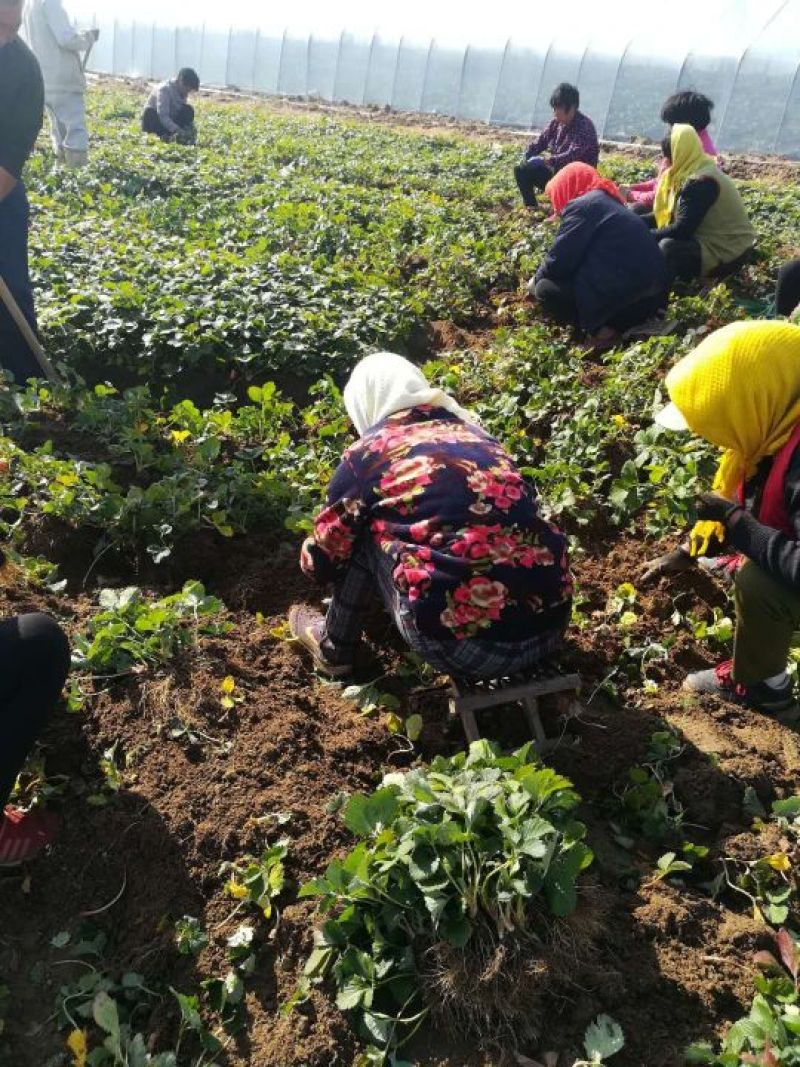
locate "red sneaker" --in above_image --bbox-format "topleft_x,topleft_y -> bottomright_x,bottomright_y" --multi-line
0,807 -> 60,866
683,660 -> 799,720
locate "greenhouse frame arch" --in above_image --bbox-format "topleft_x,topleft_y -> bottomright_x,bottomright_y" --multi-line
84,1 -> 800,156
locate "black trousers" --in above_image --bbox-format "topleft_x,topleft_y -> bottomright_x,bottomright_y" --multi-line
0,614 -> 70,809
141,104 -> 195,141
0,183 -> 41,384
659,237 -> 703,284
776,258 -> 800,317
533,278 -> 665,333
513,157 -> 553,207
659,237 -> 753,288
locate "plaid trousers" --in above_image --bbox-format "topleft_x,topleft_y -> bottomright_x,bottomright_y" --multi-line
322,539 -> 565,681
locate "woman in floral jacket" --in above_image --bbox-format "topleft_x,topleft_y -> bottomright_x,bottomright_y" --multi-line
288,352 -> 572,680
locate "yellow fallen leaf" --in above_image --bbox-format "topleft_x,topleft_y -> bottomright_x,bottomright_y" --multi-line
221,675 -> 236,695
767,852 -> 792,872
67,1029 -> 87,1067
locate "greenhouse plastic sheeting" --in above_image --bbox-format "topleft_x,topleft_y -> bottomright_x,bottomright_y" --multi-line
83,2 -> 800,157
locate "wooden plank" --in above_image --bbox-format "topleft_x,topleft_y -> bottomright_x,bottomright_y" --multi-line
453,674 -> 581,713
450,695 -> 481,742
522,696 -> 547,746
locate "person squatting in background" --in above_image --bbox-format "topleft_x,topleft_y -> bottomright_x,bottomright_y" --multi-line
141,68 -> 200,144
641,124 -> 755,287
289,352 -> 572,681
643,321 -> 800,720
528,162 -> 668,351
622,90 -> 721,212
21,0 -> 98,168
0,0 -> 46,384
0,551 -> 70,865
513,82 -> 599,209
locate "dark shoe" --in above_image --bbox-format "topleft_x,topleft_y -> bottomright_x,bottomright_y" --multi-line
0,807 -> 60,866
583,326 -> 621,354
287,604 -> 353,679
683,660 -> 799,720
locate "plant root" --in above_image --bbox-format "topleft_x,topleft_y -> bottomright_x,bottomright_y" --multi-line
418,892 -> 606,1051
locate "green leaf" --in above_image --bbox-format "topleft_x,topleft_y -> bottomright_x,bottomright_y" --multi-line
584,1013 -> 625,1061
336,974 -> 373,1011
772,796 -> 800,820
439,913 -> 473,948
92,991 -> 121,1052
544,843 -> 593,916
343,788 -> 399,837
685,1045 -> 717,1064
171,988 -> 203,1032
404,714 -> 423,742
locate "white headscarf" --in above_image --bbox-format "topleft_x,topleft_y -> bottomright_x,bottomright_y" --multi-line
343,351 -> 478,437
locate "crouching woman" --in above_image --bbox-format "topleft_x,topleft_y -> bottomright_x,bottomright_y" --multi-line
289,353 -> 572,680
646,124 -> 754,285
644,321 -> 800,719
529,162 -> 668,351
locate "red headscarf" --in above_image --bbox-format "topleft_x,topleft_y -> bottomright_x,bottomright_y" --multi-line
545,162 -> 626,216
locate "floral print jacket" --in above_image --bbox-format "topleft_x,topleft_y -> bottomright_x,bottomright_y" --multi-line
301,407 -> 572,642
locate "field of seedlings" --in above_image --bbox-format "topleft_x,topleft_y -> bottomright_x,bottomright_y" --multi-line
2,82 -> 800,1067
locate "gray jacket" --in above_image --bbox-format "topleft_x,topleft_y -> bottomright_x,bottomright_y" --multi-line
145,80 -> 187,134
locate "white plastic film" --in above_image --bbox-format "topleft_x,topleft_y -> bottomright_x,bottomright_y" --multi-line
85,6 -> 800,158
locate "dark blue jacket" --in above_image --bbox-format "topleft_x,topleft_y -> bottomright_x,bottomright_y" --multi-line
535,189 -> 668,332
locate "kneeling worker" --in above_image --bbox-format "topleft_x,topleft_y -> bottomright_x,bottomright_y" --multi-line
142,67 -> 200,144
289,352 -> 573,681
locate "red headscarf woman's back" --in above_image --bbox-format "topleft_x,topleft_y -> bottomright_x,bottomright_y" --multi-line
545,162 -> 626,216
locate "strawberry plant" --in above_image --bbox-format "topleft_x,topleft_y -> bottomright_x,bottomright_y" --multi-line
687,929 -> 800,1065
299,741 -> 593,1053
73,582 -> 229,674
613,729 -> 685,843
220,841 -> 288,920
719,797 -> 800,927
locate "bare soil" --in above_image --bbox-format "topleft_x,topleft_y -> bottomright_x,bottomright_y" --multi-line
0,518 -> 797,1066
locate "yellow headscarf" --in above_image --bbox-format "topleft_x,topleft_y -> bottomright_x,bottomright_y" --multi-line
653,124 -> 719,229
664,320 -> 800,554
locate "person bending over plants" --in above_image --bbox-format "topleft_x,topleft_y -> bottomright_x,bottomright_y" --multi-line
642,320 -> 800,720
141,67 -> 199,144
641,124 -> 754,287
0,551 -> 70,864
289,352 -> 572,680
528,162 -> 668,352
621,89 -> 721,212
513,82 -> 599,209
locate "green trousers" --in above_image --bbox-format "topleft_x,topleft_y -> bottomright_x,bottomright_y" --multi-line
733,561 -> 800,684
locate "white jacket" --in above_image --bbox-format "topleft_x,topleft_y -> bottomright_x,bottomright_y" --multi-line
21,0 -> 94,96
